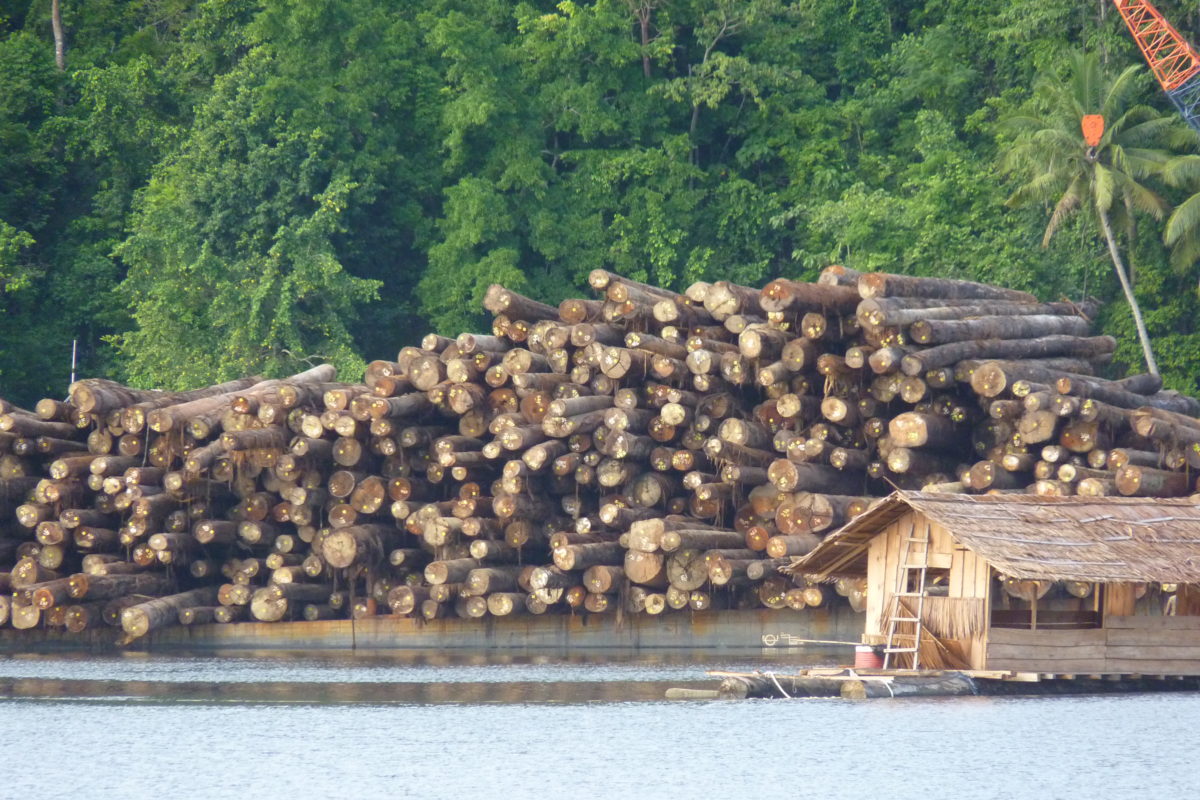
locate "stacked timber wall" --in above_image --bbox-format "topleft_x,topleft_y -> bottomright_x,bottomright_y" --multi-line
1,267 -> 1199,647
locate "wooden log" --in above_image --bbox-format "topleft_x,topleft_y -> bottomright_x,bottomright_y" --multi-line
1061,377 -> 1200,416
1107,448 -> 1163,470
249,583 -> 331,623
886,448 -> 959,476
765,533 -> 821,558
774,493 -> 865,535
624,550 -> 667,586
147,366 -> 334,434
858,272 -> 1037,302
1076,477 -> 1116,496
969,360 -> 1098,398
1131,408 -> 1200,446
901,336 -> 1115,376
66,572 -> 172,601
910,314 -> 1089,345
660,530 -> 746,553
121,587 -> 219,638
759,279 -> 859,314
484,284 -> 558,321
967,461 -> 1026,491
1116,465 -> 1192,497
767,459 -> 864,494
1017,410 -> 1059,445
553,541 -> 624,571
888,412 -> 960,449
1060,420 -> 1109,453
425,558 -> 477,585
583,565 -> 626,594
67,379 -> 163,415
702,280 -> 762,320
464,567 -> 524,596
859,298 -> 1092,328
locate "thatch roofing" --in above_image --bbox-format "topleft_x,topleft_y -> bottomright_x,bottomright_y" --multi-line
788,491 -> 1200,583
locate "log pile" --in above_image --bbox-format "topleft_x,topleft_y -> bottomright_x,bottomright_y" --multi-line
2,267 -> 1199,640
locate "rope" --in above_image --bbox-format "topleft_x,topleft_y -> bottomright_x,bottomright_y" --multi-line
766,671 -> 793,700
849,668 -> 894,697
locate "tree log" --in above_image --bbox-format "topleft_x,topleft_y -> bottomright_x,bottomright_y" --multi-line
857,272 -> 1037,302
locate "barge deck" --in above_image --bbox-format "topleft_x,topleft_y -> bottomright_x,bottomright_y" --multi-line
0,606 -> 861,653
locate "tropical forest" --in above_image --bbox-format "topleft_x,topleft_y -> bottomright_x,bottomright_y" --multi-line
4,0 -> 1200,406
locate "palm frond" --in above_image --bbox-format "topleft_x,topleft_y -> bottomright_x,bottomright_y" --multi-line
1006,168 -> 1069,207
1168,224 -> 1200,275
1165,191 -> 1200,245
1110,144 -> 1171,179
1071,51 -> 1099,112
1163,155 -> 1200,188
1113,116 -> 1177,146
1044,175 -> 1084,245
1102,64 -> 1146,120
1164,124 -> 1200,153
1121,173 -> 1169,220
1107,104 -> 1163,138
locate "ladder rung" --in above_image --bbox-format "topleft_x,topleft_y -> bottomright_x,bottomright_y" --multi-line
884,647 -> 918,653
889,616 -> 920,624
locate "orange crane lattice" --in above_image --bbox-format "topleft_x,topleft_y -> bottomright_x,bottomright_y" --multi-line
1113,0 -> 1200,132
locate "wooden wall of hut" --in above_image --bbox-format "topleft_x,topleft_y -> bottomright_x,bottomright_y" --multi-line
987,614 -> 1200,675
864,509 -> 990,669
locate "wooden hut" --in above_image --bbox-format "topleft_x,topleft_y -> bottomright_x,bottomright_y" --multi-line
788,491 -> 1200,676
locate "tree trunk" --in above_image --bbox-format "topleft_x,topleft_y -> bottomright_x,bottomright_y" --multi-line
1098,207 -> 1159,376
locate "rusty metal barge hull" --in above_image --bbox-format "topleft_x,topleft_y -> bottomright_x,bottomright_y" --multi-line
0,607 -> 860,653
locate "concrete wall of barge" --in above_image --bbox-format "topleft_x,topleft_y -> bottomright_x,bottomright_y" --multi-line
0,607 -> 862,653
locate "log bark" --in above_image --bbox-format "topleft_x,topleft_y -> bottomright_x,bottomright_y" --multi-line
249,583 -> 331,623
901,336 -> 1115,376
911,313 -> 1090,345
1116,465 -> 1192,497
122,588 -> 219,638
858,272 -> 1037,302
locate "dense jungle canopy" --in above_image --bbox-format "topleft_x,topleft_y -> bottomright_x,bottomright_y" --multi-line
4,0 -> 1200,405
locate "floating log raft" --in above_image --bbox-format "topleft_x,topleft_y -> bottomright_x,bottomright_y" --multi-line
1,267 -> 1198,642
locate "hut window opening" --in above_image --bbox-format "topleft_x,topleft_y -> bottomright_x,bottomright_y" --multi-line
908,568 -> 949,596
990,577 -> 1101,629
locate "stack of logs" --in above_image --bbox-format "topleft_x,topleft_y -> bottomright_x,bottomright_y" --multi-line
2,266 -> 1199,642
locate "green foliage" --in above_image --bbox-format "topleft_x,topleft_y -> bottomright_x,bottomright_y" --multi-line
0,220 -> 34,293
1,0 -> 1199,400
117,0 -> 445,387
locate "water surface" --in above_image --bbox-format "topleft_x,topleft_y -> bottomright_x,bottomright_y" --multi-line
2,653 -> 1196,799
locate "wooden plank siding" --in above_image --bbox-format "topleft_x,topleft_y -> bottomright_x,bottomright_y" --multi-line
1103,584 -> 1137,618
864,510 -> 993,666
987,615 -> 1200,674
864,523 -> 888,638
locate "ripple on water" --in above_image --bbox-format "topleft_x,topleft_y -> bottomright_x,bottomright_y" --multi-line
4,692 -> 1199,800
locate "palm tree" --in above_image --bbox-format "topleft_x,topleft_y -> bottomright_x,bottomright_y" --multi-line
1000,50 -> 1179,376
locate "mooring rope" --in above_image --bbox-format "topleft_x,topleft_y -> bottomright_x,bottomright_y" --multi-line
766,671 -> 793,700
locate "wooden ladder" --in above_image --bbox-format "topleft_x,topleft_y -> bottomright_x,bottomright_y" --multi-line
882,523 -> 931,670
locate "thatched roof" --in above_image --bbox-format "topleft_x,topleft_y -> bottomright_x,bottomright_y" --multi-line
788,491 -> 1200,583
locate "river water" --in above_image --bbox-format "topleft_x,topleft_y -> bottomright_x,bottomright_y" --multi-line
1,651 -> 1197,799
